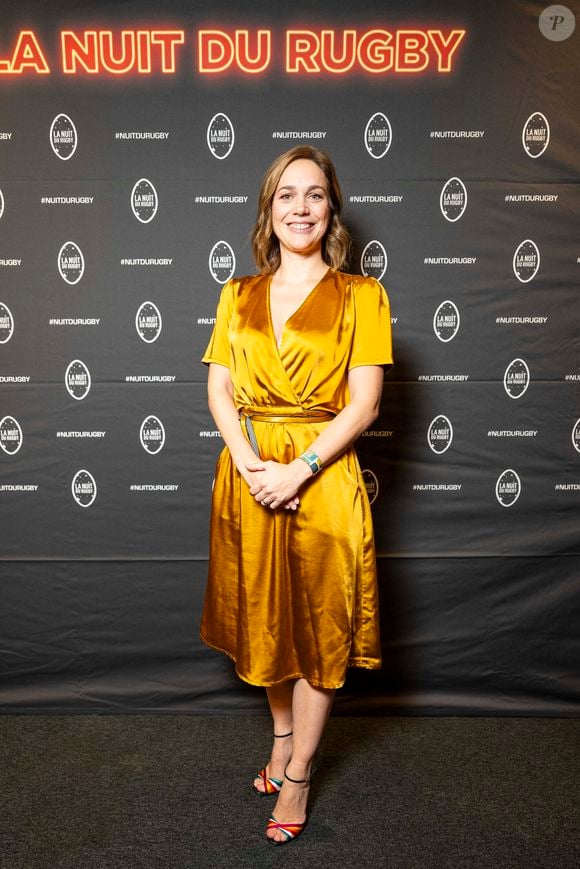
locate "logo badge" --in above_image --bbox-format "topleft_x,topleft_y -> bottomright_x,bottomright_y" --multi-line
209,241 -> 236,284
513,239 -> 540,283
207,113 -> 235,160
428,415 -> 453,454
50,113 -> 78,160
504,358 -> 530,400
0,302 -> 14,343
65,360 -> 91,401
71,469 -> 97,508
136,301 -> 162,343
572,418 -> 580,453
440,177 -> 467,222
0,416 -> 23,455
361,240 -> 388,281
0,187 -> 4,219
131,178 -> 158,223
362,468 -> 379,505
539,5 -> 576,41
495,469 -> 521,507
58,241 -> 84,285
522,112 -> 550,158
140,415 -> 165,454
364,112 -> 392,159
433,300 -> 460,343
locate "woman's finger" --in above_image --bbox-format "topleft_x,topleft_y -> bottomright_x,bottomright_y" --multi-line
246,461 -> 266,471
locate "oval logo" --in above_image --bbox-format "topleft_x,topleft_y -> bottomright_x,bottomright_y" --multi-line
440,177 -> 467,222
433,300 -> 460,343
360,240 -> 388,281
495,468 -> 521,508
209,241 -> 236,284
136,301 -> 162,343
50,113 -> 77,160
0,187 -> 4,219
0,415 -> 23,455
522,112 -> 550,158
513,239 -> 540,283
71,469 -> 97,508
0,302 -> 14,343
504,358 -> 530,400
131,178 -> 158,223
364,112 -> 392,159
207,113 -> 235,160
572,418 -> 580,454
58,241 -> 84,285
65,359 -> 91,401
361,468 -> 379,505
428,415 -> 453,454
140,415 -> 165,454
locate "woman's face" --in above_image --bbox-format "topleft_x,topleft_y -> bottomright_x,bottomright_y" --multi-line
271,159 -> 330,258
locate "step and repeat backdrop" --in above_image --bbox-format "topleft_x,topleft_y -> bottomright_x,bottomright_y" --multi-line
1,0 -> 579,714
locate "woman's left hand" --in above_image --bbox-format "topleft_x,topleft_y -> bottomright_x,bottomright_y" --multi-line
245,459 -> 312,510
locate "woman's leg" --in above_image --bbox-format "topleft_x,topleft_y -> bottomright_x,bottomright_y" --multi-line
267,678 -> 335,842
253,681 -> 295,792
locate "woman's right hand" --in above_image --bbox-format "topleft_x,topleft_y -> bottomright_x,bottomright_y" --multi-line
238,461 -> 299,510
245,459 -> 310,511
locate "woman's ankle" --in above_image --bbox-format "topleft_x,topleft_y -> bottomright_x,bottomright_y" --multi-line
285,758 -> 313,782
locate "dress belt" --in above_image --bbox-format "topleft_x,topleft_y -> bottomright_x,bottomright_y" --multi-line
239,409 -> 335,457
241,409 -> 335,423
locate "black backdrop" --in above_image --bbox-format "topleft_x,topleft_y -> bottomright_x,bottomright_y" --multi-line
1,0 -> 579,714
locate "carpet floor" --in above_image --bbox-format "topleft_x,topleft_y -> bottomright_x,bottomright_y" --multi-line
1,715 -> 579,869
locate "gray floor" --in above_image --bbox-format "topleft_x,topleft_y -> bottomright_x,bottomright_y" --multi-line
1,715 -> 579,869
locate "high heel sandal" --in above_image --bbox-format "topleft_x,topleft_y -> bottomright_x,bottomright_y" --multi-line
252,730 -> 293,796
265,764 -> 313,845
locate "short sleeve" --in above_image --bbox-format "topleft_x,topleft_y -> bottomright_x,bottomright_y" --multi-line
348,277 -> 393,370
201,279 -> 236,367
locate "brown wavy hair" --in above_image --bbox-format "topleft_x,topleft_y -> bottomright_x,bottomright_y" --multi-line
251,146 -> 351,274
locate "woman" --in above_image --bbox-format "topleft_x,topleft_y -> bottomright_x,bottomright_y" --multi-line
201,145 -> 393,844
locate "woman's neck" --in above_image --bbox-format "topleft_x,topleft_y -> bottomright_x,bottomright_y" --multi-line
275,250 -> 329,286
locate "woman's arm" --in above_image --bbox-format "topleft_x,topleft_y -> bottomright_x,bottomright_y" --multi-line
301,364 -> 384,465
246,364 -> 384,509
207,362 -> 301,508
207,363 -> 259,486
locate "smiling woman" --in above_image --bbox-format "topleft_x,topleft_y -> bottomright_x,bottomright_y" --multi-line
268,160 -> 331,343
200,146 -> 393,845
271,160 -> 329,254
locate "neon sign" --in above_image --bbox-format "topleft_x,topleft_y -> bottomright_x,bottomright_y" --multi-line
0,27 -> 466,77
61,30 -> 185,74
285,29 -> 465,74
198,30 -> 272,74
0,31 -> 50,74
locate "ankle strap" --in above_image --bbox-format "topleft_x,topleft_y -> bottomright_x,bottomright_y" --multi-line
273,730 -> 293,738
284,766 -> 312,784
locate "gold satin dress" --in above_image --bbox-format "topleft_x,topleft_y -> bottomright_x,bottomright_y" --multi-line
200,268 -> 393,689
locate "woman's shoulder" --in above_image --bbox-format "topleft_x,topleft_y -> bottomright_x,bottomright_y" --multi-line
333,270 -> 387,295
222,273 -> 266,296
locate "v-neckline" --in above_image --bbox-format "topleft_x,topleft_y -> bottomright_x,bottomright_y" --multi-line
267,268 -> 330,351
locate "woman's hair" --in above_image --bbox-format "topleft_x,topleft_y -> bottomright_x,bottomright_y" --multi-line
251,146 -> 352,274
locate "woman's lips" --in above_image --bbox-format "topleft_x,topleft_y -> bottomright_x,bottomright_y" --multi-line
286,222 -> 315,232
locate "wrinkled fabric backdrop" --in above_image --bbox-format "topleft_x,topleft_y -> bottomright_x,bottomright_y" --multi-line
0,0 -> 579,714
